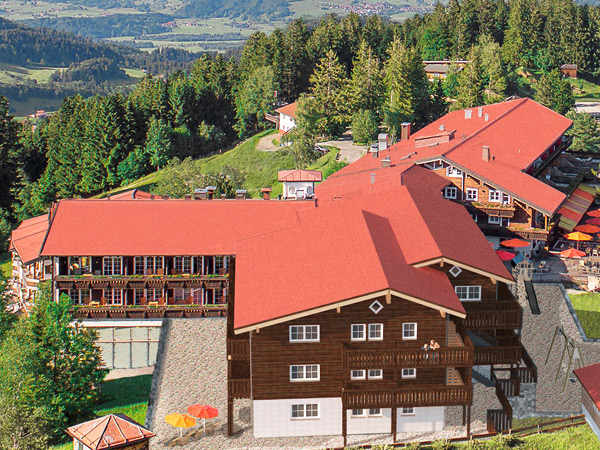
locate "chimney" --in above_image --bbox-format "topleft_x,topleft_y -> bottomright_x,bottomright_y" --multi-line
184,194 -> 192,200
465,110 -> 472,119
371,173 -> 376,184
106,194 -> 111,200
261,187 -> 272,200
482,145 -> 490,162
162,195 -> 169,200
194,188 -> 207,200
221,194 -> 227,199
372,147 -> 379,158
478,106 -> 483,117
150,194 -> 155,200
485,113 -> 489,122
439,124 -> 445,131
378,133 -> 389,151
400,123 -> 411,141
381,156 -> 391,168
206,186 -> 216,200
235,189 -> 247,200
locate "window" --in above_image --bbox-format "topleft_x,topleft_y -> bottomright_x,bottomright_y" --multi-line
369,300 -> 384,314
103,257 -> 122,276
466,188 -> 478,201
351,324 -> 366,341
449,265 -> 462,278
488,216 -> 502,225
401,407 -> 415,415
351,409 -> 366,417
69,289 -> 90,305
134,289 -> 145,305
147,288 -> 162,302
291,404 -> 319,419
290,365 -> 320,381
103,289 -> 123,305
455,286 -> 482,301
289,325 -> 320,342
501,193 -> 511,205
368,369 -> 383,380
69,256 -> 91,274
351,370 -> 366,380
146,256 -> 164,274
174,256 -> 192,274
443,186 -> 458,199
489,190 -> 502,202
368,324 -> 383,341
425,160 -> 443,170
402,323 -> 417,340
214,256 -> 229,272
402,368 -> 416,379
368,408 -> 382,416
446,166 -> 463,177
134,257 -> 145,275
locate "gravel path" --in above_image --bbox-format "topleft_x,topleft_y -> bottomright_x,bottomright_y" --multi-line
147,319 -> 477,449
520,284 -> 600,413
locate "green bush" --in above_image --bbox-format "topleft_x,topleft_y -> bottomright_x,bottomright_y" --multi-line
351,109 -> 379,144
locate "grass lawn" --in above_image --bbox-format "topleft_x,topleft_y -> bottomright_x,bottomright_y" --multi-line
569,292 -> 600,338
50,374 -> 153,450
569,78 -> 600,102
1,252 -> 11,279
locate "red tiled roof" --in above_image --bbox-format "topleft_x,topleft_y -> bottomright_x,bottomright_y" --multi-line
66,414 -> 155,450
40,199 -> 314,257
234,166 -> 513,331
278,169 -> 323,182
109,189 -> 154,200
328,98 -> 571,215
575,363 -> 600,411
275,101 -> 298,119
9,214 -> 49,264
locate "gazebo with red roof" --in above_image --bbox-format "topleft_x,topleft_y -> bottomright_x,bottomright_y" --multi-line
278,169 -> 322,200
66,414 -> 155,450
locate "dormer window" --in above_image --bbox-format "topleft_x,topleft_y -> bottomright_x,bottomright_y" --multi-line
444,186 -> 458,199
446,166 -> 462,177
489,190 -> 502,202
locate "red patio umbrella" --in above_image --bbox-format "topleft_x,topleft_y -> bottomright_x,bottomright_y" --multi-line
560,248 -> 586,259
575,224 -> 600,233
496,250 -> 515,261
587,218 -> 600,226
588,209 -> 600,218
188,404 -> 219,431
501,238 -> 530,248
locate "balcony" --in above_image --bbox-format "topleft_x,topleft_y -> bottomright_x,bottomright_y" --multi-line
466,202 -> 515,218
227,340 -> 250,360
507,226 -> 549,241
463,306 -> 522,329
55,274 -> 228,290
343,384 -> 472,409
228,378 -> 251,399
70,304 -> 227,319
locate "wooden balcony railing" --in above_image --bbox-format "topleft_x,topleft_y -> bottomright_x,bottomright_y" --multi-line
474,345 -> 522,365
343,385 -> 472,409
463,309 -> 522,329
56,274 -> 228,290
227,340 -> 250,360
228,378 -> 251,399
70,305 -> 227,319
466,202 -> 516,218
342,343 -> 473,369
507,226 -> 549,241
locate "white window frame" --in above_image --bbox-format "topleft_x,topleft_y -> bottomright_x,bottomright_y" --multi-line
351,409 -> 366,418
368,324 -> 383,341
291,403 -> 319,419
102,256 -> 122,276
488,216 -> 501,225
455,286 -> 482,301
174,256 -> 192,274
368,369 -> 383,380
446,166 -> 463,177
466,188 -> 478,201
401,407 -> 415,416
443,186 -> 458,199
289,325 -> 320,343
425,160 -> 443,170
402,368 -> 417,379
501,193 -> 511,205
290,364 -> 320,382
351,324 -> 366,341
368,408 -> 382,417
351,370 -> 366,380
488,190 -> 502,203
402,323 -> 417,340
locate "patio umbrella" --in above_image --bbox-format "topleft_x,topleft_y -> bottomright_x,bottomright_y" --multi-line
496,250 -> 515,261
165,413 -> 196,437
575,224 -> 600,233
588,209 -> 600,218
560,248 -> 586,259
565,231 -> 593,250
188,404 -> 219,431
501,238 -> 530,248
587,218 -> 600,226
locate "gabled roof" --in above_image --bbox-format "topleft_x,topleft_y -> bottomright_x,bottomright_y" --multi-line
424,64 -> 451,74
278,169 -> 323,182
275,101 -> 298,119
9,214 -> 49,265
575,363 -> 600,411
327,98 -> 572,216
66,414 -> 155,450
40,199 -> 315,257
234,166 -> 513,332
108,189 -> 154,200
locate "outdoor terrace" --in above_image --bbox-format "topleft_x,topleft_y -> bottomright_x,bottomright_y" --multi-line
465,202 -> 516,218
71,304 -> 227,319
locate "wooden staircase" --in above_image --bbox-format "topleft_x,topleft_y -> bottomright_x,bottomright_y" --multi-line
448,321 -> 465,347
446,367 -> 464,386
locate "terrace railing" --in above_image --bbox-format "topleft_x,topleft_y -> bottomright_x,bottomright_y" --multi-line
343,385 -> 472,409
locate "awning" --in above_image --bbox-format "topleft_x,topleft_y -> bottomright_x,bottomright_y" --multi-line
558,184 -> 596,232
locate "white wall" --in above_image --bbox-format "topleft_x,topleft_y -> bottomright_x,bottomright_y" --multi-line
282,181 -> 315,199
396,407 -> 444,433
347,408 -> 392,435
583,402 -> 600,441
253,398 -> 341,437
279,113 -> 296,133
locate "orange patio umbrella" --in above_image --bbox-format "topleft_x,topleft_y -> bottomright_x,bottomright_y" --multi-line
587,218 -> 600,226
588,209 -> 600,218
501,238 -> 530,248
575,224 -> 600,233
560,248 -> 586,259
565,231 -> 593,250
165,413 -> 196,437
188,404 -> 219,431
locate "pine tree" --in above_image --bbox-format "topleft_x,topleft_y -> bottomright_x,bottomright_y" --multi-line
566,110 -> 600,152
234,66 -> 275,137
535,69 -> 574,115
348,40 -> 384,117
453,47 -> 485,110
144,116 -> 174,170
0,96 -> 22,216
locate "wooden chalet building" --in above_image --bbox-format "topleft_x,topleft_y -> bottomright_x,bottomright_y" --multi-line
327,98 -> 575,257
227,165 -> 530,441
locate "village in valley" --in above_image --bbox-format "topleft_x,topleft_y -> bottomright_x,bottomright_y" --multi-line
5,1 -> 600,450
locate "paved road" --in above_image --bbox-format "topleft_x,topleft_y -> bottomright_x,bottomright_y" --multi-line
317,133 -> 367,164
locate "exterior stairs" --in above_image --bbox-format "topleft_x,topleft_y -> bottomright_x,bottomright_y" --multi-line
447,321 -> 464,347
446,367 -> 463,386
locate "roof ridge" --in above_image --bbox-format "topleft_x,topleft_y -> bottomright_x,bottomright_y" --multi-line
79,415 -> 110,450
111,414 -> 130,445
